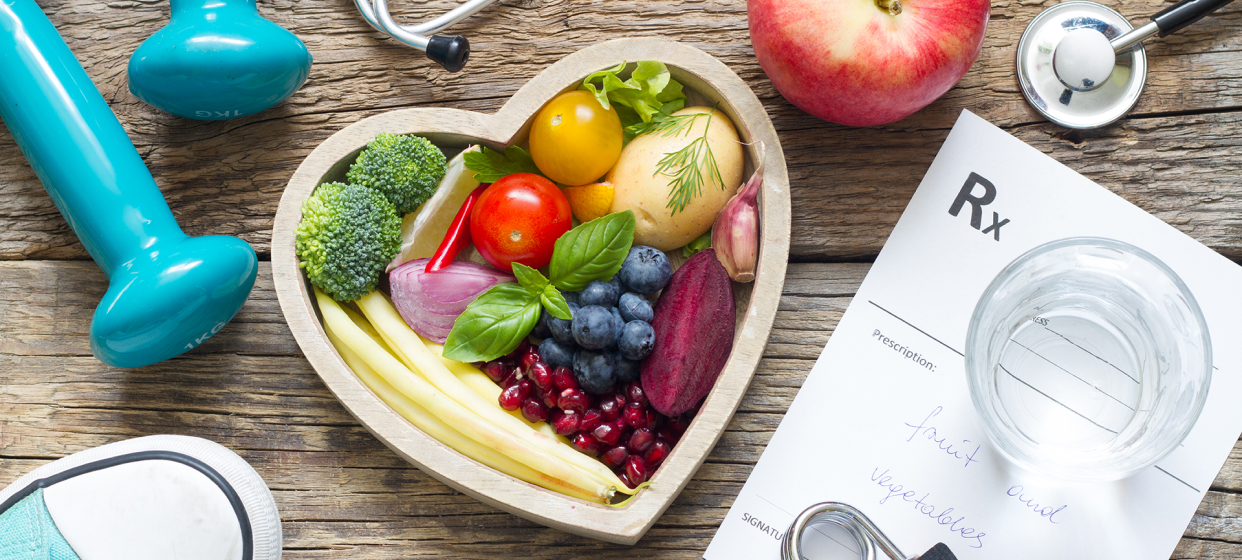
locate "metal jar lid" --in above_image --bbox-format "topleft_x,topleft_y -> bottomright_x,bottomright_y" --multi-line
1017,1 -> 1147,129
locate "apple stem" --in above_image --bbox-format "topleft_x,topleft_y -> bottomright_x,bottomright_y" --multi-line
875,0 -> 902,15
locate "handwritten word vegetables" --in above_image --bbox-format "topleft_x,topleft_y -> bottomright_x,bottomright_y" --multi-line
641,248 -> 735,416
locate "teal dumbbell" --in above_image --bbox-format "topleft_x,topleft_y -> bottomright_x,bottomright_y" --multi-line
128,0 -> 312,120
0,0 -> 258,367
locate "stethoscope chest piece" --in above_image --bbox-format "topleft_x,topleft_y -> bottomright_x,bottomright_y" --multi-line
1017,1 -> 1147,129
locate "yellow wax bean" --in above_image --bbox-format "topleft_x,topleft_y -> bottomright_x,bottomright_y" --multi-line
357,291 -> 637,494
326,323 -> 600,502
315,288 -> 612,500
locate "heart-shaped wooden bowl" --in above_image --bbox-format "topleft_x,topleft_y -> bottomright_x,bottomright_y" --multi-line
272,37 -> 790,544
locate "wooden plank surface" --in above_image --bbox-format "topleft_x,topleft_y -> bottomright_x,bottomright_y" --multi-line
2,262 -> 1241,558
5,0 -> 1242,261
5,0 -> 1242,556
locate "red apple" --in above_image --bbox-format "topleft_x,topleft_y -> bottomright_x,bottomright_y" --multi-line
748,0 -> 989,126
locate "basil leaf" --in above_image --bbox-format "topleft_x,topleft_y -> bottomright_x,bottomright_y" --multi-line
549,211 -> 636,292
512,262 -> 549,291
443,283 -> 542,362
463,146 -> 543,183
541,286 -> 572,320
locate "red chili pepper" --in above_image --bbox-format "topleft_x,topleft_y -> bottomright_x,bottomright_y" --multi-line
426,183 -> 490,273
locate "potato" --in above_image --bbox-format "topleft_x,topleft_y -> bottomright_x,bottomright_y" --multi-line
608,106 -> 744,251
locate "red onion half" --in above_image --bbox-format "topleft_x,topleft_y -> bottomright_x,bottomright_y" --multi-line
389,259 -> 514,343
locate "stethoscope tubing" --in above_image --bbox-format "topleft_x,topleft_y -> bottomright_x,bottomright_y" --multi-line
782,502 -> 909,560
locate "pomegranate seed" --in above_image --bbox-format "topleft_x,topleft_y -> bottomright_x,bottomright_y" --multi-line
571,433 -> 601,456
521,349 -> 541,371
552,366 -> 578,391
527,361 -> 552,390
552,410 -> 580,435
644,439 -> 671,467
506,340 -> 531,362
602,446 -> 630,468
558,388 -> 590,415
499,382 -> 528,411
521,398 -> 549,423
540,387 -> 559,409
646,409 -> 661,429
625,455 -> 649,484
626,382 -> 648,407
623,403 -> 649,429
667,413 -> 689,435
613,392 -> 628,409
482,361 -> 508,383
616,469 -> 635,489
599,397 -> 621,422
593,422 -> 623,446
628,428 -> 655,455
613,417 -> 633,443
579,408 -> 603,433
502,366 -> 525,388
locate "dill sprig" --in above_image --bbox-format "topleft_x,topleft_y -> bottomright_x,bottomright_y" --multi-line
648,109 -> 724,215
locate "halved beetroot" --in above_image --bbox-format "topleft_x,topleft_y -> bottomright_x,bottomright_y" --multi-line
641,249 -> 735,416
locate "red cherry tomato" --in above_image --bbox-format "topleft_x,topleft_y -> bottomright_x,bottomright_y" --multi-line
470,173 -> 572,270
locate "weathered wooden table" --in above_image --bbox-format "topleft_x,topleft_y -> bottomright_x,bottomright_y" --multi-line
3,0 -> 1242,557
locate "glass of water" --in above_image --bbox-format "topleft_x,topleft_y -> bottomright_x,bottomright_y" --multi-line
965,237 -> 1211,482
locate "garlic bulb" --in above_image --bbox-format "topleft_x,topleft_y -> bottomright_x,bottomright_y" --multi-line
711,141 -> 764,282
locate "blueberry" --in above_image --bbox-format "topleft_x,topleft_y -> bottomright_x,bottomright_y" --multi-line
614,354 -> 640,383
579,280 -> 619,308
573,349 -> 616,394
532,308 -> 552,339
539,338 -> 575,370
608,276 -> 625,297
549,302 -> 578,343
610,307 -> 625,346
619,246 -> 673,294
618,292 -> 654,323
618,320 -> 656,360
561,290 -> 581,305
572,305 -> 616,350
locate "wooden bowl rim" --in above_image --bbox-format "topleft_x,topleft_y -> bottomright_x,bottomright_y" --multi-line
271,37 -> 791,545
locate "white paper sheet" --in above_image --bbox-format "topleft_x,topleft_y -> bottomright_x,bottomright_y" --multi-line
704,111 -> 1242,560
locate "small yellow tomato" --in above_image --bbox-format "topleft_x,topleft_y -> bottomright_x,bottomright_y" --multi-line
529,90 -> 623,186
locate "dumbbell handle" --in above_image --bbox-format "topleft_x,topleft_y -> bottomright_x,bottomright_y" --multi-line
0,0 -> 257,368
0,0 -> 185,275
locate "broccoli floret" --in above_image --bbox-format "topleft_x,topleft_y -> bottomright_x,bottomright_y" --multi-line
346,133 -> 447,215
296,182 -> 402,302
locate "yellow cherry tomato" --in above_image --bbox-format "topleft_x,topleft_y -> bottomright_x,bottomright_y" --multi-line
529,90 -> 623,186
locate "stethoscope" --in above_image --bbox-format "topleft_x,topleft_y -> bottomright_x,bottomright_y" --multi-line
780,503 -> 960,560
1018,0 -> 1233,129
353,0 -> 500,72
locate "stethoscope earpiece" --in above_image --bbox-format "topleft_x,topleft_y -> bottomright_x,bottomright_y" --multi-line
353,0 -> 497,72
